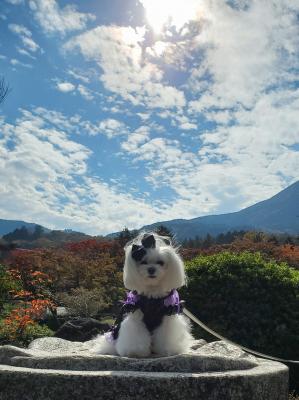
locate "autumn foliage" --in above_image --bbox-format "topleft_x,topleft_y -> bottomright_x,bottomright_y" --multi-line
1,230 -> 299,349
0,251 -> 55,345
182,231 -> 299,269
0,239 -> 124,344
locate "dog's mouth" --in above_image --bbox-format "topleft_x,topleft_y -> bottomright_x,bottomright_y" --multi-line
148,275 -> 157,279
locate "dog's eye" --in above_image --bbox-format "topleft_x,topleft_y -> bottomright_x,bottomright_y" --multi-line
157,260 -> 164,266
140,260 -> 148,265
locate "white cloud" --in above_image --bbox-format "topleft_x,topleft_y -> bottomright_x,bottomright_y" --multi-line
56,82 -> 76,93
0,109 -> 91,222
29,0 -> 95,36
32,107 -> 101,136
77,84 -> 94,100
16,47 -> 36,59
1,101 -> 298,234
3,1 -> 299,230
65,25 -> 186,109
54,78 -> 94,100
67,69 -> 90,84
21,36 -> 40,52
140,0 -> 200,33
115,89 -> 299,218
180,122 -> 197,130
0,108 -> 192,234
121,126 -> 151,152
188,0 -> 299,110
145,34 -> 199,71
8,24 -> 31,37
10,58 -> 32,68
173,115 -> 197,130
8,23 -> 40,53
98,118 -> 127,139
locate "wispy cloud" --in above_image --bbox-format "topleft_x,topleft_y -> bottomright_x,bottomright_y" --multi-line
10,58 -> 32,68
16,47 -> 36,59
29,0 -> 95,36
77,84 -> 94,101
8,24 -> 31,37
8,23 -> 41,54
67,69 -> 90,84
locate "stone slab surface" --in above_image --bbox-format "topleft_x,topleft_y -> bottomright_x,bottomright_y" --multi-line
0,337 -> 289,400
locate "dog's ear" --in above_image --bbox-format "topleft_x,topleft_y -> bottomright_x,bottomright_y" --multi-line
131,244 -> 147,262
141,234 -> 156,249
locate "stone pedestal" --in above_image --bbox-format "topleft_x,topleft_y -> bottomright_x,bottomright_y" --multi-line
0,338 -> 288,400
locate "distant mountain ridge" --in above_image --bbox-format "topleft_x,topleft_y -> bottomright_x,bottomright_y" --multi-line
138,181 -> 299,240
0,219 -> 49,237
1,181 -> 298,241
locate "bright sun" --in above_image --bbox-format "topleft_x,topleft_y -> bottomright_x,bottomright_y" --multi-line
140,0 -> 200,33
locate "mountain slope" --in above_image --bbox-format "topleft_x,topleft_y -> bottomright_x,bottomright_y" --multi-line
140,181 -> 299,240
0,219 -> 48,236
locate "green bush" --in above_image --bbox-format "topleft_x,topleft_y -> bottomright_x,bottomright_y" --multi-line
0,264 -> 21,314
182,252 -> 299,360
0,319 -> 54,347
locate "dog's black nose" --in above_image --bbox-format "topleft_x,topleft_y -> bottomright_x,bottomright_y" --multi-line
148,267 -> 156,275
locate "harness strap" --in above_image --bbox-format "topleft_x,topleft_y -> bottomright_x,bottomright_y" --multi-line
107,290 -> 183,341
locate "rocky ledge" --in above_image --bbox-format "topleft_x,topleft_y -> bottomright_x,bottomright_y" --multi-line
0,337 -> 288,400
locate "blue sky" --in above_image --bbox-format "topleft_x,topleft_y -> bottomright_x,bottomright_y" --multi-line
0,0 -> 298,235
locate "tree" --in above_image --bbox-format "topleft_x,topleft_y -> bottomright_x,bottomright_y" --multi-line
285,236 -> 294,245
117,228 -> 136,247
268,234 -> 279,245
0,255 -> 55,346
0,77 -> 10,105
31,225 -> 44,241
202,233 -> 213,249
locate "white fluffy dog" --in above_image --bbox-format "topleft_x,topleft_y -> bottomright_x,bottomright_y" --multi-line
92,232 -> 193,357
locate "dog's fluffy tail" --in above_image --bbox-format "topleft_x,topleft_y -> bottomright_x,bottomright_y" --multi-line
89,334 -> 118,355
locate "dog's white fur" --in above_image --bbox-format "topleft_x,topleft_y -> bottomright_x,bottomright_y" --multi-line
92,232 -> 193,357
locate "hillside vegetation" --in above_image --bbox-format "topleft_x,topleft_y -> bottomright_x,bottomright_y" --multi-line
0,229 -> 298,392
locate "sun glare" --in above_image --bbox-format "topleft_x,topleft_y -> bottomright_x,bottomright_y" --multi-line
140,0 -> 200,33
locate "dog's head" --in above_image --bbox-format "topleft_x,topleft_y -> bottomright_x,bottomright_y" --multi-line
123,232 -> 186,296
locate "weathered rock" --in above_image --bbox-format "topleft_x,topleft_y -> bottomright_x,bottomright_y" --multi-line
0,337 -> 289,400
54,317 -> 110,341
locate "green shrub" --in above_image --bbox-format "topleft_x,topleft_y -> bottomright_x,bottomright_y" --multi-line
0,319 -> 54,347
0,264 -> 21,314
182,252 -> 299,360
